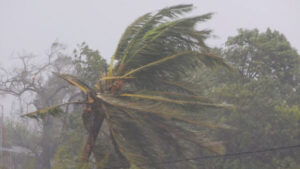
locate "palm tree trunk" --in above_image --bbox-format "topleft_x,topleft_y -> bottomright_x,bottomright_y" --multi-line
80,108 -> 105,165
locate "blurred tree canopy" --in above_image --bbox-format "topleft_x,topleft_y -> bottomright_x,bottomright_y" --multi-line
199,29 -> 300,169
225,28 -> 299,87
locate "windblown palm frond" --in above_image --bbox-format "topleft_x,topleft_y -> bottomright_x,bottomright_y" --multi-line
105,5 -> 230,93
96,4 -> 232,168
24,4 -> 232,169
22,101 -> 86,119
109,4 -> 195,75
53,72 -> 94,94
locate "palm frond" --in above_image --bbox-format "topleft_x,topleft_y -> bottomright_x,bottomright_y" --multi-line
117,4 -> 194,68
98,93 -> 233,134
107,107 -> 192,168
159,80 -> 198,94
155,121 -> 225,155
142,91 -> 212,103
173,117 -> 234,130
100,76 -> 135,81
53,72 -> 93,94
127,14 -> 212,61
119,14 -> 213,72
120,93 -> 233,108
22,101 -> 86,119
122,51 -> 195,77
105,110 -> 149,169
109,5 -> 194,77
101,3 -> 231,96
109,13 -> 152,78
97,94 -> 159,113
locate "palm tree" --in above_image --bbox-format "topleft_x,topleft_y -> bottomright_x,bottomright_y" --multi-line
25,4 -> 232,169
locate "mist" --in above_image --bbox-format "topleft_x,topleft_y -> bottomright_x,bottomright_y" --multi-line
0,1 -> 299,169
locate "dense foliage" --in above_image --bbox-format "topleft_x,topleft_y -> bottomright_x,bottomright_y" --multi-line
200,29 -> 300,169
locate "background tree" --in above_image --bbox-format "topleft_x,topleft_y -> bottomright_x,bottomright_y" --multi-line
225,28 -> 299,87
199,29 -> 300,169
73,42 -> 107,87
0,42 -> 75,169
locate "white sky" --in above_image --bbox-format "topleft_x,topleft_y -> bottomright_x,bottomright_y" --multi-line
0,0 -> 300,115
0,0 -> 299,63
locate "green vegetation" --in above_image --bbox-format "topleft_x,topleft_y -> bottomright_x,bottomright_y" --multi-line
200,29 -> 300,169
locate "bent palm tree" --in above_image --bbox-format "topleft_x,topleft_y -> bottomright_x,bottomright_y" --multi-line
24,4 -> 232,169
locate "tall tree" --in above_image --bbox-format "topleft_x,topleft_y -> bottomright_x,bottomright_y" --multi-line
199,29 -> 300,169
0,42 -> 75,169
25,4 -> 231,169
224,28 -> 300,87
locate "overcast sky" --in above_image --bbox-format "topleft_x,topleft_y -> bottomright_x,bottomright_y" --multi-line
0,0 -> 300,64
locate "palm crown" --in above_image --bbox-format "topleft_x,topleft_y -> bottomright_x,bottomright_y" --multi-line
25,4 -> 231,169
